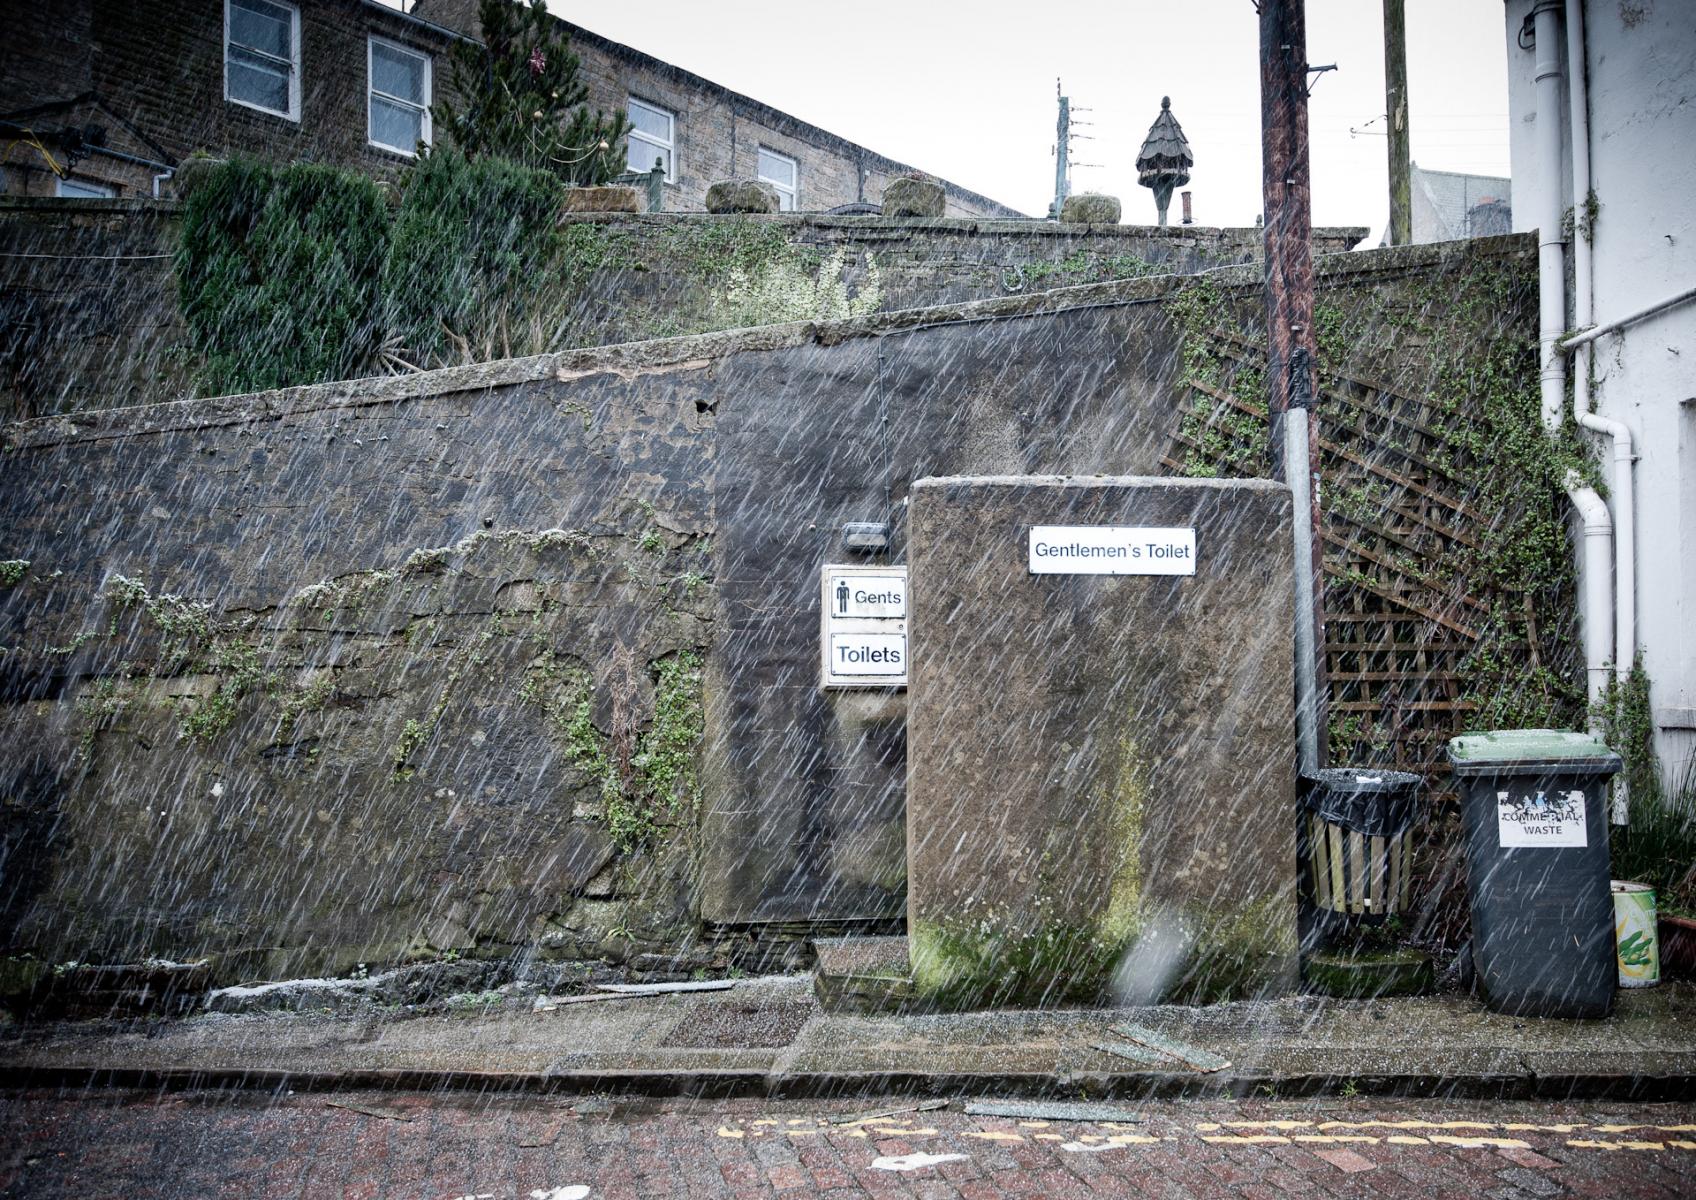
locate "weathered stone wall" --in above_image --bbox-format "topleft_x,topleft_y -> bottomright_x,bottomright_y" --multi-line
0,198 -> 189,421
0,236 -> 1540,981
0,198 -> 1366,421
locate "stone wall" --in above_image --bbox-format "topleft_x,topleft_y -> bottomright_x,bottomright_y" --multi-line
0,196 -> 1366,421
0,198 -> 188,421
0,236 -> 1539,983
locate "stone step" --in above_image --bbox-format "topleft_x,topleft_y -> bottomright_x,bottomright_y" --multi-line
811,935 -> 918,1014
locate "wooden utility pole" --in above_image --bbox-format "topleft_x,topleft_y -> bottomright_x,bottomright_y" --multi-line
1259,0 -> 1325,772
1383,0 -> 1412,245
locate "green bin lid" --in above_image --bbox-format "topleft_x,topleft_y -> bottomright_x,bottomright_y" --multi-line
1447,729 -> 1622,778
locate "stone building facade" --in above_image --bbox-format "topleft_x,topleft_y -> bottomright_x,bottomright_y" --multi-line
409,1 -> 1025,217
1,0 -> 1023,217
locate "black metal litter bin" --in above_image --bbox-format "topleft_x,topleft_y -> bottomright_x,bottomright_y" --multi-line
1298,769 -> 1423,917
1448,729 -> 1622,1019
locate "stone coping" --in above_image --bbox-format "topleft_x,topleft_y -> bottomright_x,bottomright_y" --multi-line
1,233 -> 1533,452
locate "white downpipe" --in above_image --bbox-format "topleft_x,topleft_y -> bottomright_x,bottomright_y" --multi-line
1288,412 -> 1320,775
1534,1 -> 1614,710
1565,0 -> 1637,687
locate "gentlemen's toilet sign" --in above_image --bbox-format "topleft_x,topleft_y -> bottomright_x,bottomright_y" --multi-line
821,565 -> 907,688
1028,526 -> 1197,575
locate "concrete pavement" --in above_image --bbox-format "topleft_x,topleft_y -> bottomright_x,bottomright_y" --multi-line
5,976 -> 1695,1100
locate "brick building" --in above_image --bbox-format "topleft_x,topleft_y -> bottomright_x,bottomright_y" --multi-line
0,0 -> 459,198
1,0 -> 1023,216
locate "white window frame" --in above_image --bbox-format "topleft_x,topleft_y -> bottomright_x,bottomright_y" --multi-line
366,36 -> 432,157
626,96 -> 675,181
55,177 -> 116,199
224,0 -> 301,121
757,146 -> 798,211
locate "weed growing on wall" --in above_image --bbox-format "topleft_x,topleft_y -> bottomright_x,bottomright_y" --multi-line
176,159 -> 388,395
718,248 -> 881,327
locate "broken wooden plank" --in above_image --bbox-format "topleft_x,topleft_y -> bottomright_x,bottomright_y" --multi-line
1106,1023 -> 1232,1074
964,1100 -> 1145,1123
1091,1040 -> 1185,1068
533,991 -> 665,1012
593,980 -> 737,995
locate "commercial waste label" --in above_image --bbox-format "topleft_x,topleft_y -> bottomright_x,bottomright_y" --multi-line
1495,788 -> 1588,848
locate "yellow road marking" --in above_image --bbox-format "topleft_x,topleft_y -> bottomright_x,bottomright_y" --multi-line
1293,1135 -> 1380,1144
1386,1136 -> 1430,1146
1428,1136 -> 1531,1150
1319,1120 -> 1497,1131
1225,1120 -> 1314,1130
1568,1140 -> 1666,1151
963,1131 -> 1026,1142
1035,1133 -> 1063,1141
1202,1135 -> 1291,1145
1019,1121 -> 1051,1128
716,1127 -> 743,1139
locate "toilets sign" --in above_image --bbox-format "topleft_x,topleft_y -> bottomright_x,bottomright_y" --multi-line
821,565 -> 907,688
1028,525 -> 1197,576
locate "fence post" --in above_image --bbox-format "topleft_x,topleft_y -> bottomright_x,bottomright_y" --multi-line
647,160 -> 664,213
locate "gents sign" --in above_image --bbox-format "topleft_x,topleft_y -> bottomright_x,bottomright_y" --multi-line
829,574 -> 907,619
821,564 -> 907,688
1028,526 -> 1197,575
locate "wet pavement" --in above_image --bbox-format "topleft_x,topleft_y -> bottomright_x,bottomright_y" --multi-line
2,1089 -> 1694,1198
5,976 -> 1695,1100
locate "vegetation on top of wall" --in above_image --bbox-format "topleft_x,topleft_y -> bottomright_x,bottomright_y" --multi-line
431,0 -> 628,186
175,159 -> 388,395
381,150 -> 566,368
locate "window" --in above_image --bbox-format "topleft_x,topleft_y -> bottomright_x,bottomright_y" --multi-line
626,97 -> 674,179
368,37 -> 431,155
757,147 -> 798,211
225,0 -> 300,119
55,177 -> 115,198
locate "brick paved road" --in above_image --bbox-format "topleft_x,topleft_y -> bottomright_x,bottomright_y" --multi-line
2,1090 -> 1694,1198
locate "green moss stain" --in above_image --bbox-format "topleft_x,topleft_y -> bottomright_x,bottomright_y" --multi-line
519,648 -> 704,853
910,733 -> 1153,1008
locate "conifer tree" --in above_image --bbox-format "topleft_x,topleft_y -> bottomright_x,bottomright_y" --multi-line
432,0 -> 629,185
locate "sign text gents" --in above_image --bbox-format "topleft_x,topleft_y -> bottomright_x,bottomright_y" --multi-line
1028,526 -> 1197,576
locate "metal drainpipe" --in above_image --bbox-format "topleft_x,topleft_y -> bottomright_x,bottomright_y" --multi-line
1565,0 -> 1636,694
1533,0 -> 1614,712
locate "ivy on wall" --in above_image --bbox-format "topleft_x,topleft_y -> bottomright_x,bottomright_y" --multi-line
1163,253 -> 1590,778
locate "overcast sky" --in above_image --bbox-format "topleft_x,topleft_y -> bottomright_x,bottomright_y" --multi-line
546,0 -> 1511,237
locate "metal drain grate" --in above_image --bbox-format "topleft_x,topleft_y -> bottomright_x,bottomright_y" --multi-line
659,1001 -> 813,1049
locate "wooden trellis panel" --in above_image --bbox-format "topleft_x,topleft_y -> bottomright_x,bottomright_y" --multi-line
1160,330 -> 1540,788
